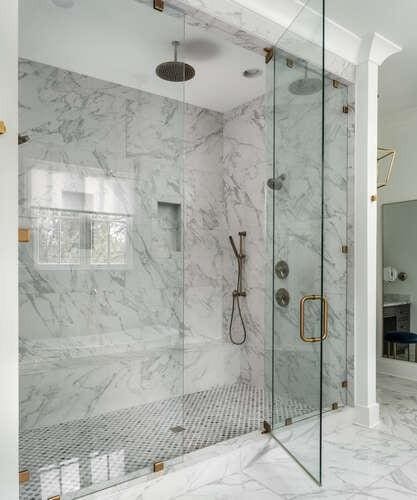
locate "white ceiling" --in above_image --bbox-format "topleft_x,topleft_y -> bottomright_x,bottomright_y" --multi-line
20,0 -> 265,113
21,0 -> 415,115
326,0 -> 417,116
237,0 -> 416,116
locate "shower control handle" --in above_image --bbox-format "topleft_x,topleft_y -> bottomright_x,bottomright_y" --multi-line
275,260 -> 289,279
275,288 -> 290,307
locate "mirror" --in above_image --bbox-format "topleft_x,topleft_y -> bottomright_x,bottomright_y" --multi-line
382,200 -> 417,363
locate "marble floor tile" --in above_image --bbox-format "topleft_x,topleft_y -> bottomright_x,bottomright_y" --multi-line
174,473 -> 284,500
352,456 -> 417,499
78,375 -> 417,500
377,373 -> 417,396
322,425 -> 417,491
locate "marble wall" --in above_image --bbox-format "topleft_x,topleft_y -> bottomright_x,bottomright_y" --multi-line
266,56 -> 349,412
223,95 -> 268,388
19,56 -> 350,432
18,59 -> 239,430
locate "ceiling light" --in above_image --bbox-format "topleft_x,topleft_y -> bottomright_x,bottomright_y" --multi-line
52,0 -> 75,8
243,68 -> 263,79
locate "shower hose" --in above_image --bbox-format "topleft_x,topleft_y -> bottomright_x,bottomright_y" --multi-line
228,261 -> 247,345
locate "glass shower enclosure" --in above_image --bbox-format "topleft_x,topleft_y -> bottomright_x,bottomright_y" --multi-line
265,0 -> 348,485
19,1 -> 186,498
17,0 -> 348,498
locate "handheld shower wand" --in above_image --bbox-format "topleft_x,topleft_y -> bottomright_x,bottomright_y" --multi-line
228,232 -> 247,345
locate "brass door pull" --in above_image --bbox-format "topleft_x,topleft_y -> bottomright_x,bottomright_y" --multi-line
300,295 -> 329,343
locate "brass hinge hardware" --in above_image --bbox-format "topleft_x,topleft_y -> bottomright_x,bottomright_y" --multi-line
333,79 -> 341,89
286,58 -> 294,68
341,245 -> 348,254
19,228 -> 31,243
342,105 -> 349,114
19,470 -> 30,484
371,194 -> 377,202
0,120 -> 6,135
153,0 -> 164,11
342,380 -> 348,388
261,420 -> 272,434
332,402 -> 339,411
285,417 -> 293,426
264,47 -> 274,64
153,461 -> 164,473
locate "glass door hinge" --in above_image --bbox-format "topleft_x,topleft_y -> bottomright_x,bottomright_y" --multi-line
19,470 -> 30,484
285,417 -> 293,426
342,380 -> 348,388
342,105 -> 349,114
332,402 -> 339,411
261,420 -> 272,434
341,245 -> 348,254
154,461 -> 164,473
264,47 -> 274,64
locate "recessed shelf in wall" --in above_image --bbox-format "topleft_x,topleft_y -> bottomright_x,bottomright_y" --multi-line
157,201 -> 181,253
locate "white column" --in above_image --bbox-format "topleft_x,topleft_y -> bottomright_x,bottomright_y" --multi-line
354,33 -> 401,427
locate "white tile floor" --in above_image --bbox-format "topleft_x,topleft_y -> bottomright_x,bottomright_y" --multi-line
116,374 -> 417,500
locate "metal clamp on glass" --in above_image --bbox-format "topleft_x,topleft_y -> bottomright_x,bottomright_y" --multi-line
300,295 -> 329,343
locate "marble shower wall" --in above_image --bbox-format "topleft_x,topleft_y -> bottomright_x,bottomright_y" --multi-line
223,95 -> 268,388
267,56 -> 349,411
19,57 -> 350,431
18,59 -> 239,430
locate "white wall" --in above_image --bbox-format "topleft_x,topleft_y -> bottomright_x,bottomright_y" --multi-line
377,106 -> 417,380
0,0 -> 19,498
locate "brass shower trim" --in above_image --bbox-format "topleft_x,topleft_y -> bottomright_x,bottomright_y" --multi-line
264,47 -> 274,64
0,120 -> 6,135
377,146 -> 396,189
153,0 -> 164,11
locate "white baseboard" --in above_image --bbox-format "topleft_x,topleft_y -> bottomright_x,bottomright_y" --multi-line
354,403 -> 380,428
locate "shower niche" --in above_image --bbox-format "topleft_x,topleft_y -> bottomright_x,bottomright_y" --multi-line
156,201 -> 182,253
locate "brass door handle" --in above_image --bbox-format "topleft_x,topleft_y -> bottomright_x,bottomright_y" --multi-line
300,295 -> 329,343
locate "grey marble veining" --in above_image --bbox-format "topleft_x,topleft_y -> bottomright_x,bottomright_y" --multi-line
19,48 -> 352,500
78,376 -> 417,500
19,59 -> 234,431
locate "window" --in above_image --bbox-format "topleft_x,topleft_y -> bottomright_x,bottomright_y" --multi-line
34,208 -> 130,268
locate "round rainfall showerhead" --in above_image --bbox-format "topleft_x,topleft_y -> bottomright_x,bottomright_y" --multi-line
156,41 -> 195,82
288,64 -> 321,96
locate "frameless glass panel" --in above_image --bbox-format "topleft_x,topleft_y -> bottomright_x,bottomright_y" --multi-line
265,0 -> 325,484
323,81 -> 349,411
18,1 -> 185,498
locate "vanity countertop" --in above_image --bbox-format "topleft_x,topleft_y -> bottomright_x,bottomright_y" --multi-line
384,294 -> 412,308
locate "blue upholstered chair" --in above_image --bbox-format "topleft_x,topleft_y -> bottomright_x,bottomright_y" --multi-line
384,331 -> 417,362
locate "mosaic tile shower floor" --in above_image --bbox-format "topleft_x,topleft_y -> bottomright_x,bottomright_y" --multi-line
20,383 -> 314,500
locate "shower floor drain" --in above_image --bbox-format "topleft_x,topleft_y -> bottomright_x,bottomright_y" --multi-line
170,426 -> 186,433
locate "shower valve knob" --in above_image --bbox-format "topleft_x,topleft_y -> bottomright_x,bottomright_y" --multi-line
275,260 -> 289,279
275,288 -> 290,307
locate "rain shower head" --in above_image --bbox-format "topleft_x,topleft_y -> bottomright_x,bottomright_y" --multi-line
156,41 -> 195,82
288,64 -> 321,96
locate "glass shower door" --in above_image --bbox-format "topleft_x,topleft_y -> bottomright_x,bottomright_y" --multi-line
265,0 -> 325,484
18,1 -> 186,498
